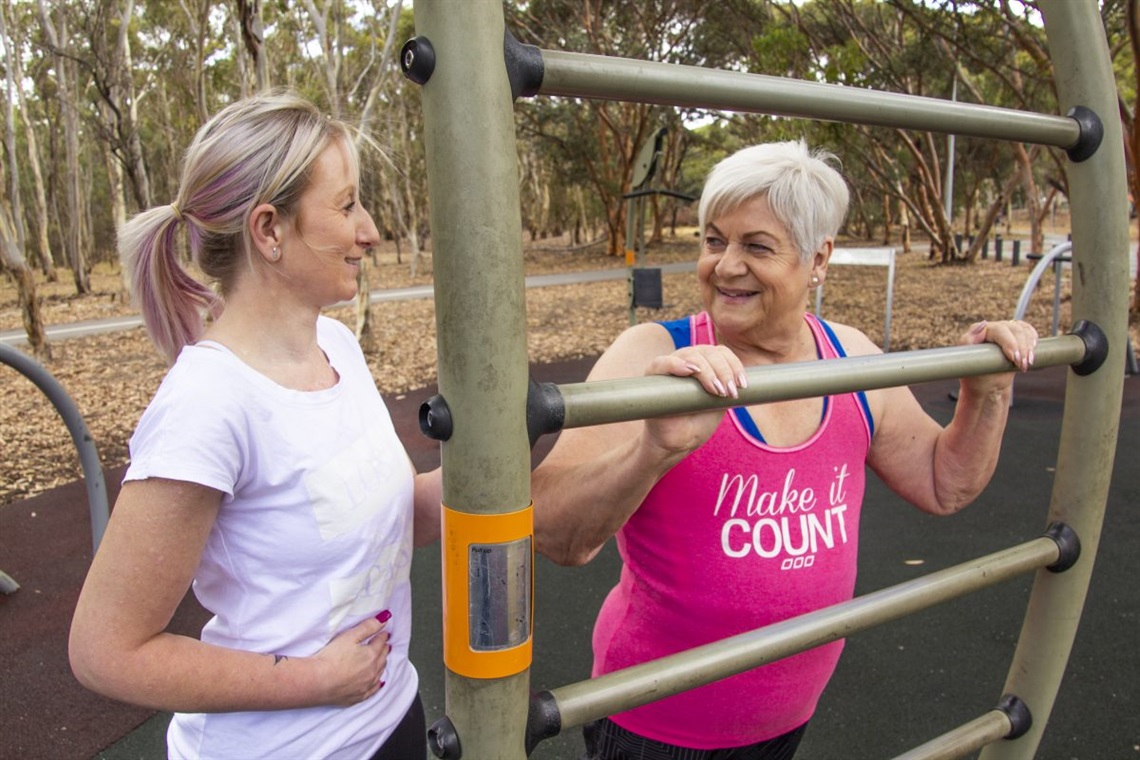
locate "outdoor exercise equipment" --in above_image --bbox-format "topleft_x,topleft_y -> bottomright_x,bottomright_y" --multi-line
622,126 -> 697,324
402,2 -> 1127,757
0,343 -> 109,568
1015,241 -> 1138,374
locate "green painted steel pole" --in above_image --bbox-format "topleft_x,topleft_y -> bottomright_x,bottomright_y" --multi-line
539,49 -> 1081,149
981,4 -> 1129,759
413,1 -> 532,757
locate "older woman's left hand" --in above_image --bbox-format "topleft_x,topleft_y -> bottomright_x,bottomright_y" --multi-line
960,320 -> 1039,370
958,320 -> 1039,395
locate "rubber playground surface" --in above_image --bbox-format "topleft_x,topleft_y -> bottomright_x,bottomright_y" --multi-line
1,358 -> 1137,759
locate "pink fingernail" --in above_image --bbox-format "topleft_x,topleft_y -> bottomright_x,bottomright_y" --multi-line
713,379 -> 727,397
738,373 -> 748,389
375,610 -> 392,623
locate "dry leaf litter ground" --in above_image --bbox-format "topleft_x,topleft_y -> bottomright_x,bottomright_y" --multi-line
3,226 -> 1137,507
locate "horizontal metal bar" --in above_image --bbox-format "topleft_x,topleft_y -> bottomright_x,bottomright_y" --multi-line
892,711 -> 1012,760
559,334 -> 1084,430
549,536 -> 1059,731
539,49 -> 1081,149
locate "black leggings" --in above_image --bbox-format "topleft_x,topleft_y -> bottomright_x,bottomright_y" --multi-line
582,718 -> 808,760
368,693 -> 427,760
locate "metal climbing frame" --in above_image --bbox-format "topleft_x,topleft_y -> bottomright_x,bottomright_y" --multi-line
404,2 -> 1127,757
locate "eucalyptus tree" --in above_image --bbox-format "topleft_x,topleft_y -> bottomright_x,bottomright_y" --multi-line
1111,0 -> 1139,314
5,0 -> 56,281
36,0 -> 90,293
891,0 -> 1071,260
236,0 -> 269,92
507,0 -> 731,258
0,0 -> 47,355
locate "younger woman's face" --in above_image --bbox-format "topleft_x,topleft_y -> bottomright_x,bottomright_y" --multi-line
285,139 -> 379,307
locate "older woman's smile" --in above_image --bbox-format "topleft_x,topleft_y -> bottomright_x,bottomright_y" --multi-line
715,286 -> 759,300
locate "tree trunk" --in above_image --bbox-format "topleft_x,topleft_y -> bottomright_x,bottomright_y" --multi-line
118,0 -> 152,210
13,35 -> 56,281
39,1 -> 90,294
967,158 -> 1028,263
0,0 -> 26,259
896,181 -> 911,253
182,0 -> 210,123
301,0 -> 341,117
101,115 -> 130,300
1012,142 -> 1043,255
1126,0 -> 1140,315
0,205 -> 49,358
237,0 -> 270,91
356,0 -> 403,142
354,261 -> 375,352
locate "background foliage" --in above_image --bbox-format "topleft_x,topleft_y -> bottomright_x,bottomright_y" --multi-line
0,0 -> 1137,356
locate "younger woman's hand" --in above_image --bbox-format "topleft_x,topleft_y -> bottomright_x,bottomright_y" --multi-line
311,614 -> 390,706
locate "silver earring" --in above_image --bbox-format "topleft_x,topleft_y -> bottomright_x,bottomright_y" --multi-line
811,275 -> 820,286
271,246 -> 281,262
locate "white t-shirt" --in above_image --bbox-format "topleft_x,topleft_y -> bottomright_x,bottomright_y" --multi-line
125,316 -> 417,760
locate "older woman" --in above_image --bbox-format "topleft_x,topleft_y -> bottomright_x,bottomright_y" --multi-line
532,140 -> 1037,760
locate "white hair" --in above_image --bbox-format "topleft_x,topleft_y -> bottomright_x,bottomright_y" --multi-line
698,139 -> 850,262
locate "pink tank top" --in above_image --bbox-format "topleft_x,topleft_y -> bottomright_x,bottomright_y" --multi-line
592,312 -> 873,749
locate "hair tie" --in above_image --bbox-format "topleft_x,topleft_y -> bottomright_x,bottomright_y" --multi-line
170,202 -> 184,222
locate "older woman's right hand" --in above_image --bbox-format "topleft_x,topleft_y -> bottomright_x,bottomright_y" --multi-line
640,344 -> 746,460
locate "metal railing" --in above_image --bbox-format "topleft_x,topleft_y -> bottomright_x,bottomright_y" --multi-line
1,343 -> 109,557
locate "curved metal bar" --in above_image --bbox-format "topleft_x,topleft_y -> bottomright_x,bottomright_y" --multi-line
1014,241 -> 1072,333
980,4 -> 1131,758
0,342 -> 108,554
538,49 -> 1082,149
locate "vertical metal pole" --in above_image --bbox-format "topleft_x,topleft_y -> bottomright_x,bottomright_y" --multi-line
981,3 -> 1128,757
414,2 -> 532,758
1051,263 -> 1063,336
944,75 -> 957,227
627,196 -> 637,325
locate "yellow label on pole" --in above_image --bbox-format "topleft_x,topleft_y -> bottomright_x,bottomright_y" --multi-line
441,503 -> 534,678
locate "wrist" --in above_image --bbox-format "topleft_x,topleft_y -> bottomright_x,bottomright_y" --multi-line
267,652 -> 325,708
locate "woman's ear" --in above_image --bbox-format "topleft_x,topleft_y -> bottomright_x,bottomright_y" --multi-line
249,203 -> 281,263
811,238 -> 834,286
